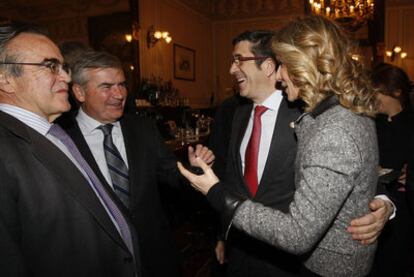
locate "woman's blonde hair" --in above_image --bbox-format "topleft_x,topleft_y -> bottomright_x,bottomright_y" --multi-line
273,16 -> 376,115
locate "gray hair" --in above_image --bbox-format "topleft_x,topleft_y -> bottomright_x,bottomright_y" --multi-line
70,50 -> 123,87
0,21 -> 48,77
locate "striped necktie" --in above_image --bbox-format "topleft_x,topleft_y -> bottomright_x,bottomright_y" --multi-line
99,124 -> 130,209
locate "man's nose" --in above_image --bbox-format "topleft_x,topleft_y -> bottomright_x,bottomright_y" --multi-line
229,62 -> 238,74
58,68 -> 71,83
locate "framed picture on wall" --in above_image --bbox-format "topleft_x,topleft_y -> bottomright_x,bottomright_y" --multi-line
173,44 -> 195,81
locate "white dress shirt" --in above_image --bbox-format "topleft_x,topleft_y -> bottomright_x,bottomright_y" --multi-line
76,108 -> 129,189
240,90 -> 284,184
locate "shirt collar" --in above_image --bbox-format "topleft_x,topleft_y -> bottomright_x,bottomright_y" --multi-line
76,108 -> 121,134
254,90 -> 283,112
0,103 -> 52,136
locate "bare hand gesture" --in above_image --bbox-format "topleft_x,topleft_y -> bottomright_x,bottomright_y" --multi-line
177,157 -> 219,195
187,144 -> 215,167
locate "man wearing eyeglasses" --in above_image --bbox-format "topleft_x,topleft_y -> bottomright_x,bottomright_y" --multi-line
0,23 -> 141,276
213,30 -> 395,277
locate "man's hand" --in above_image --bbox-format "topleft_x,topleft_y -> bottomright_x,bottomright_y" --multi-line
215,240 -> 226,264
188,144 -> 215,167
177,158 -> 219,195
347,198 -> 393,245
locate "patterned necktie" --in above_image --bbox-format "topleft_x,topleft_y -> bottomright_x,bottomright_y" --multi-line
244,105 -> 268,197
99,124 -> 130,209
48,124 -> 135,257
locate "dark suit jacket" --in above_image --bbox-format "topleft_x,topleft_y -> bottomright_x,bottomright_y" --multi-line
61,113 -> 182,277
222,99 -> 301,276
406,132 -> 414,217
209,94 -> 251,179
0,111 -> 138,277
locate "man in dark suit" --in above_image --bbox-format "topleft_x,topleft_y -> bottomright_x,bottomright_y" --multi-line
0,23 -> 141,276
61,50 -> 214,277
209,93 -> 250,180
213,30 -> 395,277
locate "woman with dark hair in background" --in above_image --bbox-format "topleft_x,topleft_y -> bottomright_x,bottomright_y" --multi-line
371,63 -> 414,277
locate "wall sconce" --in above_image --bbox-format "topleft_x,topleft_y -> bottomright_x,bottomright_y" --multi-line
147,25 -> 172,48
125,34 -> 133,43
385,45 -> 407,61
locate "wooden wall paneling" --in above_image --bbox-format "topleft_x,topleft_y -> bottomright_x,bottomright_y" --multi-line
385,2 -> 414,79
139,0 -> 161,78
160,0 -> 214,108
139,0 -> 214,108
400,8 -> 414,78
212,21 -> 234,104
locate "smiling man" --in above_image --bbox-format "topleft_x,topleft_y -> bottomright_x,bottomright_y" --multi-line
0,23 -> 142,276
214,30 -> 302,277
61,50 -> 214,277
211,30 -> 395,277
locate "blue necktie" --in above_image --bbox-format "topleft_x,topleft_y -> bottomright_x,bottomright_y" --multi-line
99,124 -> 130,209
48,124 -> 135,257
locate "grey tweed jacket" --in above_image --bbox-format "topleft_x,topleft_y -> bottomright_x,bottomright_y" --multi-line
232,96 -> 378,277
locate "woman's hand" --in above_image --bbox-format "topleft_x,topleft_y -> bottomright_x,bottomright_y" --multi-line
177,157 -> 220,195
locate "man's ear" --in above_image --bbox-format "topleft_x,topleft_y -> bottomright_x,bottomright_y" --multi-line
0,73 -> 15,93
262,59 -> 276,77
71,83 -> 86,103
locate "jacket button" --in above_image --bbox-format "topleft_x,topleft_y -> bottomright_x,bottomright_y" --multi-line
124,257 -> 133,263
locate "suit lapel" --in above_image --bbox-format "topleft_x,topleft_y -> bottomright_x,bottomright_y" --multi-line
232,104 -> 253,195
256,99 -> 297,198
119,116 -> 146,212
0,112 -> 129,252
67,123 -> 105,182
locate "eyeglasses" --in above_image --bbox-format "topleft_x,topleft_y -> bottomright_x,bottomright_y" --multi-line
0,58 -> 71,75
231,56 -> 267,66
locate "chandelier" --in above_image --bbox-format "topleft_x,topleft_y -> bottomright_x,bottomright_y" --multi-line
308,0 -> 375,31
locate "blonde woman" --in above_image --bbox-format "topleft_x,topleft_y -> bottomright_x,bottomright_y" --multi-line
178,16 -> 380,276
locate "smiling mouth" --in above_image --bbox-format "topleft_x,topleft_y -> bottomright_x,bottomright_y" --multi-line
236,77 -> 246,85
108,101 -> 124,108
55,89 -> 68,94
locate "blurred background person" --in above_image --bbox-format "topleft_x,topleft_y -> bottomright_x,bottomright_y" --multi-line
369,62 -> 414,277
57,41 -> 91,122
59,41 -> 91,66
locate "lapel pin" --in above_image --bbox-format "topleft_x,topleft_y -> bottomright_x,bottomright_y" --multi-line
289,121 -> 295,129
